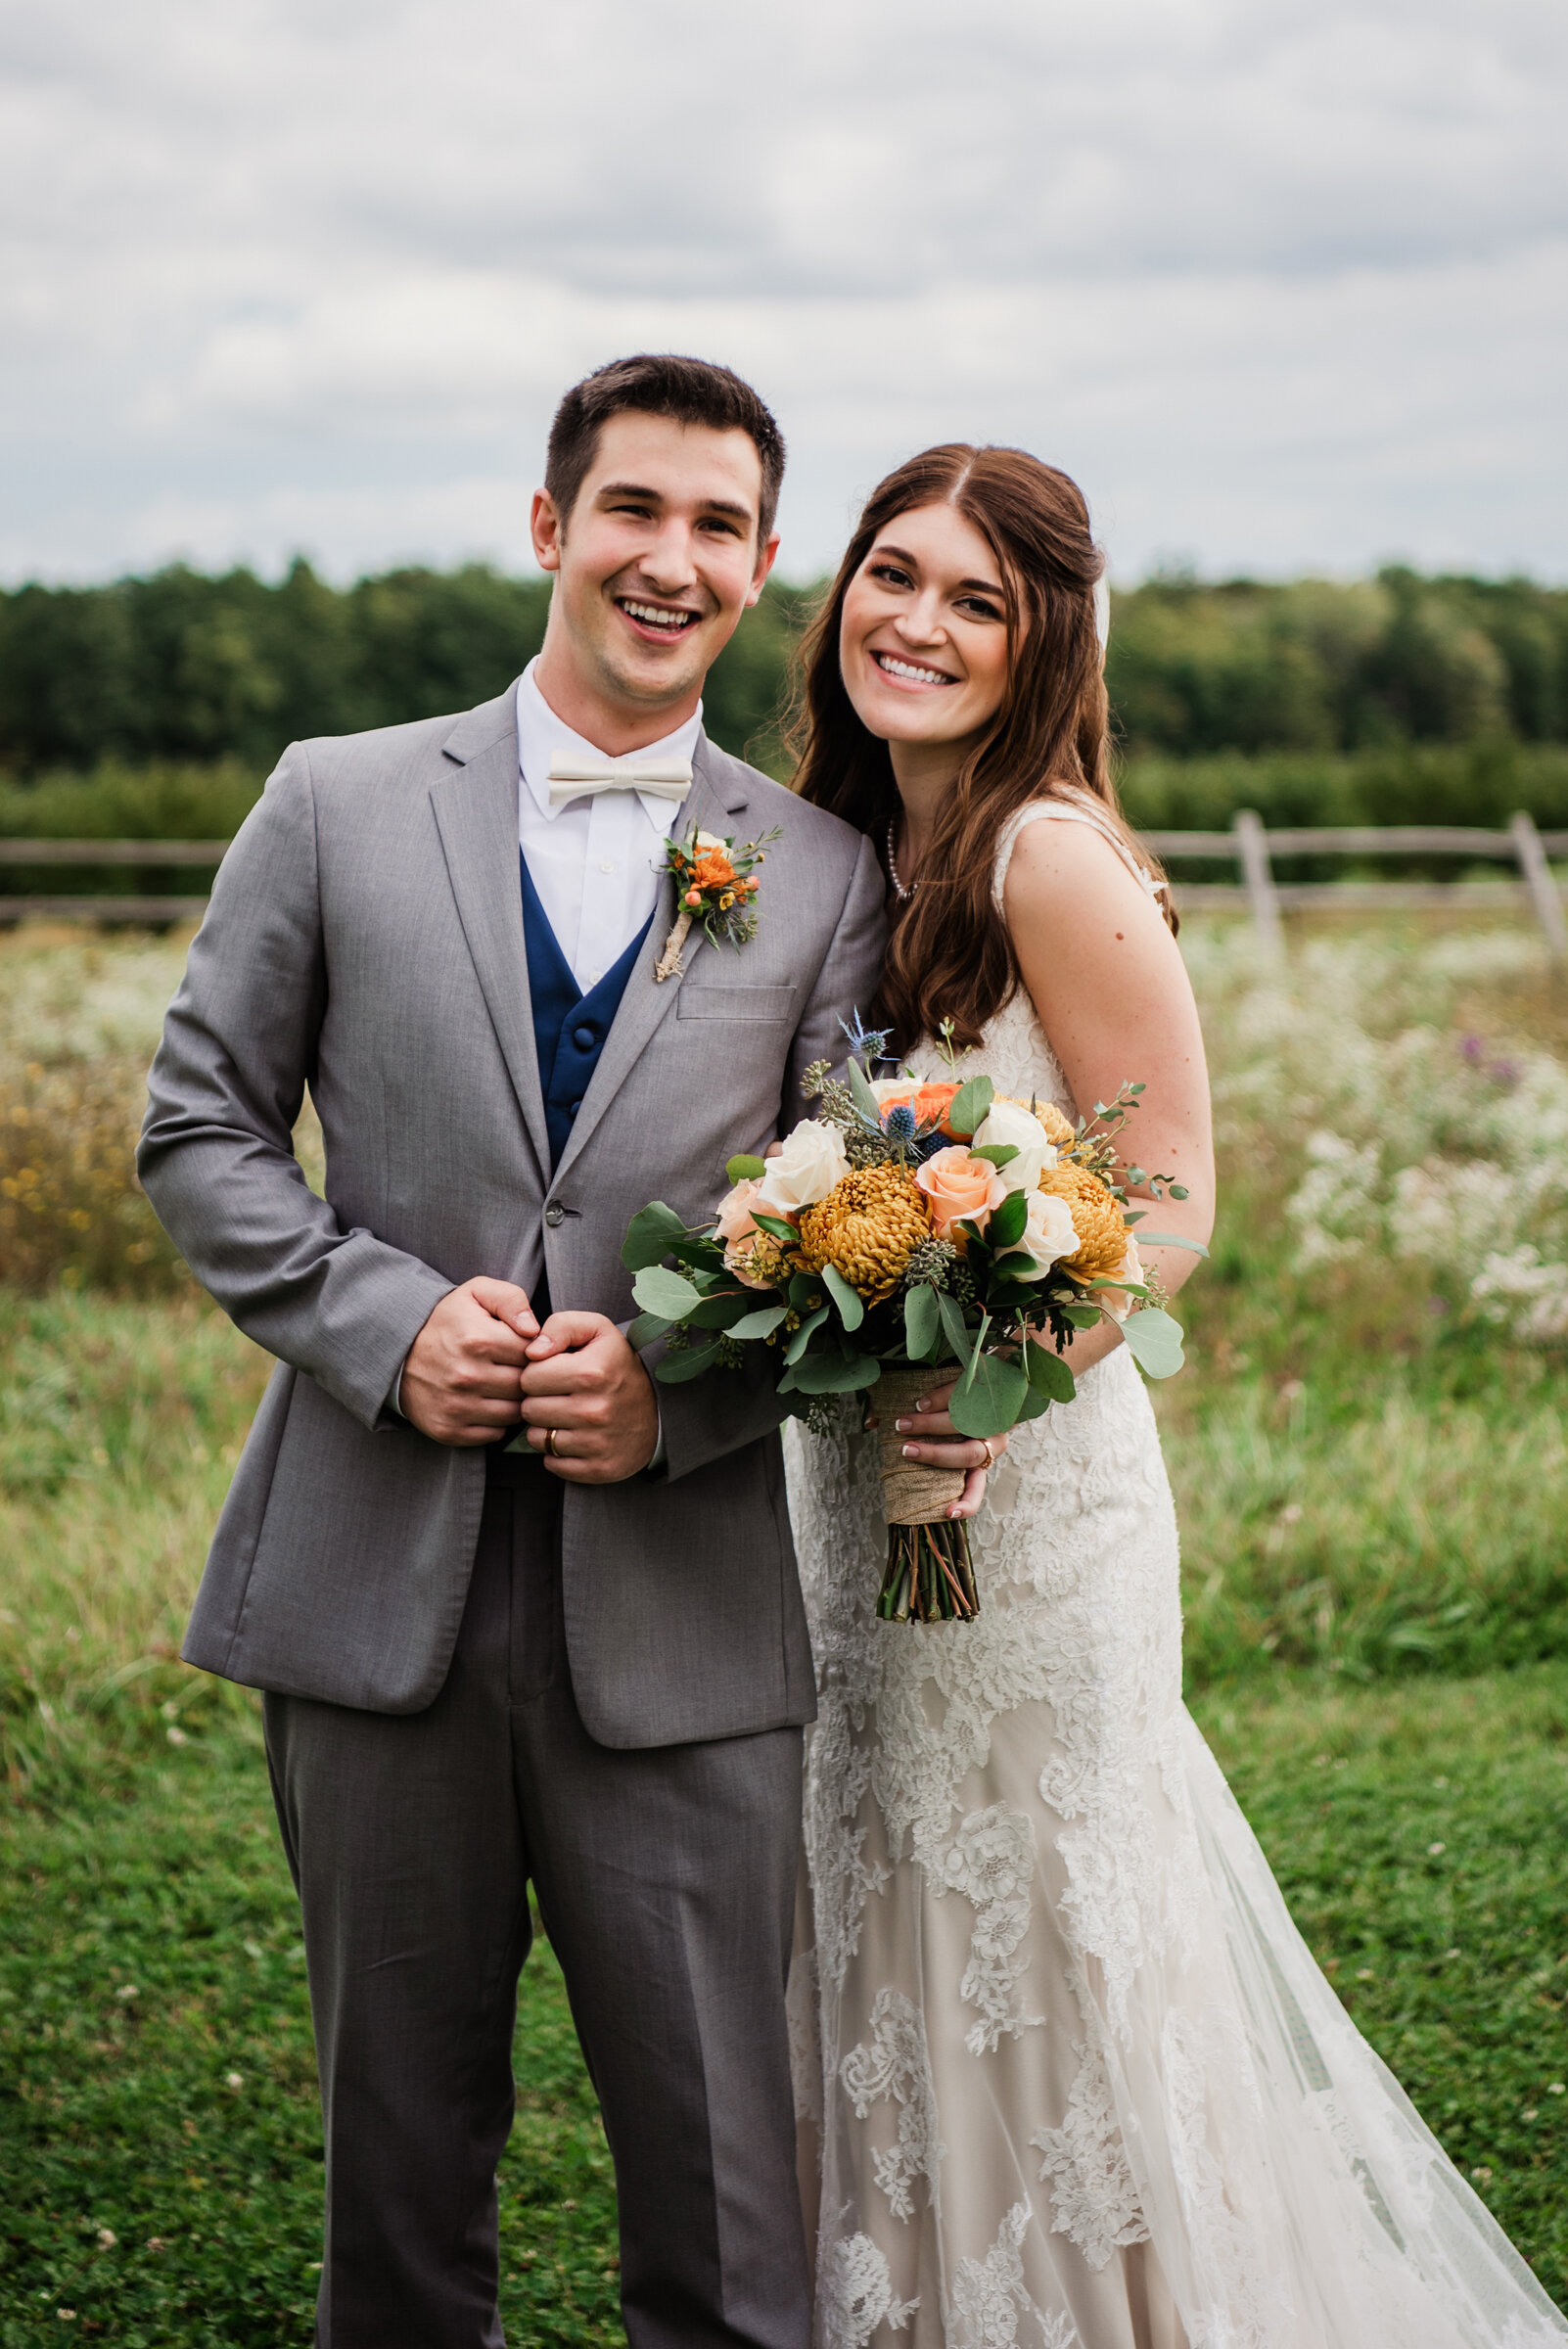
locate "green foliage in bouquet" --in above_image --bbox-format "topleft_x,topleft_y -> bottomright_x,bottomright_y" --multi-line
621,1022 -> 1206,1625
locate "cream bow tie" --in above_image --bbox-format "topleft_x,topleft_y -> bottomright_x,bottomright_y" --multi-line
547,753 -> 693,807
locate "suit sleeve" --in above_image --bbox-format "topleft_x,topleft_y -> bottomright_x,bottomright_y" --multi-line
137,745 -> 454,1430
654,827 -> 888,1485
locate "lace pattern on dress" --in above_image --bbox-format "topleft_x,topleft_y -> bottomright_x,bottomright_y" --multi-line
1032,2010 -> 1150,2272
939,1804 -> 1045,2055
793,798 -> 1568,2349
839,1988 -> 945,2222
819,2227 -> 918,2348
950,2202 -> 1072,2349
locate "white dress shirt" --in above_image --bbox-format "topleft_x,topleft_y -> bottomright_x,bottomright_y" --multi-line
516,658 -> 702,989
392,663 -> 693,1453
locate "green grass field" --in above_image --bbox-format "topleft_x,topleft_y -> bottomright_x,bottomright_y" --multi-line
3,916 -> 1568,2339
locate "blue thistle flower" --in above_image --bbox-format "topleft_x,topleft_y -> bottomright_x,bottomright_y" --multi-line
884,1104 -> 917,1140
840,1009 -> 893,1065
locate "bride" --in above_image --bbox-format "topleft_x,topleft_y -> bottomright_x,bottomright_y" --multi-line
782,443 -> 1567,2349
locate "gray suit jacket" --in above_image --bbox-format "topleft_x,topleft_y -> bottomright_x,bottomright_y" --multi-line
138,683 -> 886,1746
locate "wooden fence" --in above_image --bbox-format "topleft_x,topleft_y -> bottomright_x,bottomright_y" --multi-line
2,816 -> 1567,962
1141,811 -> 1568,962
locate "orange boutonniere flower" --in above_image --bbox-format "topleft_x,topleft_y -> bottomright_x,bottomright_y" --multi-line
654,822 -> 783,982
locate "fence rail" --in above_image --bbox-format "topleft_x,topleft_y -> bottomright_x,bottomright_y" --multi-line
1,817 -> 1566,960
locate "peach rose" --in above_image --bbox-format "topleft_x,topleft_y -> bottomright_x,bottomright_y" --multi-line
908,1081 -> 961,1135
714,1177 -> 777,1289
915,1145 -> 1006,1242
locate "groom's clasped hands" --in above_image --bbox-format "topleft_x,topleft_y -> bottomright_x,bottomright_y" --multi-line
399,1275 -> 660,1478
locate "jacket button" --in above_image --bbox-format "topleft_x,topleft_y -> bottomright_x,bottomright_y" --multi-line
544,1203 -> 565,1227
573,1024 -> 596,1052
569,1099 -> 582,1118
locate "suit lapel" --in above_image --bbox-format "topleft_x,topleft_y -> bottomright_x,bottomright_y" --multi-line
430,699 -> 551,1181
550,735 -> 750,1191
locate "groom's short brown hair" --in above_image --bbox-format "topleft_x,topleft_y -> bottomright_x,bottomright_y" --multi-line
545,355 -> 786,546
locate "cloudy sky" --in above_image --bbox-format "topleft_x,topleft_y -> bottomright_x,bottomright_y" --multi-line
3,0 -> 1565,586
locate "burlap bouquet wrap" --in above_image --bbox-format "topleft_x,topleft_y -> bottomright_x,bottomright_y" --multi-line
868,1366 -> 979,1622
872,1366 -> 966,1525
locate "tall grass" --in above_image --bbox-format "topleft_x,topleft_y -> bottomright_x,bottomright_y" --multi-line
2,912 -> 1566,1753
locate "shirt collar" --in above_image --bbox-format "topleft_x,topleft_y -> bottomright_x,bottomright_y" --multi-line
516,658 -> 704,826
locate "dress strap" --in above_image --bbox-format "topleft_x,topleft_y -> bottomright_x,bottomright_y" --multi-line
992,789 -> 1167,910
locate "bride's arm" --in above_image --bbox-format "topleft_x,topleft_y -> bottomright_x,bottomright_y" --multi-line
1004,814 -> 1216,1374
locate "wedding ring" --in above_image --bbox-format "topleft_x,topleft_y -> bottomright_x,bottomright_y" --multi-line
544,1427 -> 562,1459
981,1438 -> 997,1468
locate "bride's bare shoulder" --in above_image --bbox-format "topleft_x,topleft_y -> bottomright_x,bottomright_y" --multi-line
1001,795 -> 1167,944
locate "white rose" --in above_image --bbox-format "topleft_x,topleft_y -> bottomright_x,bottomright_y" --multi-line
869,1076 -> 916,1108
1099,1237 -> 1146,1321
759,1119 -> 851,1214
1009,1189 -> 1081,1278
694,829 -> 728,852
973,1098 -> 1058,1194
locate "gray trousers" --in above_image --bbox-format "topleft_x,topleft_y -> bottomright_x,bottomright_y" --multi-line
263,1456 -> 810,2349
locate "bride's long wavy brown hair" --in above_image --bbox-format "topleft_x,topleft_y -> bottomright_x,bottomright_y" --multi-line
787,443 -> 1172,1052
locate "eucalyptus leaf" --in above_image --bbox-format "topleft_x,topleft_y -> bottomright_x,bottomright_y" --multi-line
1133,1232 -> 1210,1255
819,1263 -> 864,1330
688,1290 -> 757,1328
949,1351 -> 1029,1438
971,1143 -> 1019,1170
791,1350 -> 881,1394
653,1341 -> 721,1385
1024,1338 -> 1076,1402
1062,1304 -> 1102,1329
728,1303 -> 789,1341
1013,1384 -> 1052,1423
937,1289 -> 972,1363
1121,1306 -> 1186,1378
627,1312 -> 674,1352
847,1058 -> 883,1125
945,1074 -> 993,1138
725,1153 -> 766,1184
622,1201 -> 690,1270
784,1305 -> 831,1365
631,1265 -> 702,1317
903,1282 -> 940,1362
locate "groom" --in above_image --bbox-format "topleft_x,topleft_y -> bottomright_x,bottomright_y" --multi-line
139,355 -> 899,2349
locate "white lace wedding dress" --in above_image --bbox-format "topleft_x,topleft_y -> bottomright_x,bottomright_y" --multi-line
785,801 -> 1568,2349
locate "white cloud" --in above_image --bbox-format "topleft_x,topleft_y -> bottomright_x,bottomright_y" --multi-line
2,0 -> 1565,582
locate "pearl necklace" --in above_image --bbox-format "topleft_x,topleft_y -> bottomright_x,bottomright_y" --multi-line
885,818 -> 917,902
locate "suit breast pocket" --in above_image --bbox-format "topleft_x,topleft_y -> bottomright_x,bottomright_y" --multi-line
677,984 -> 796,1023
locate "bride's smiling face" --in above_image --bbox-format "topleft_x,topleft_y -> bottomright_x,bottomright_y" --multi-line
839,501 -> 1012,756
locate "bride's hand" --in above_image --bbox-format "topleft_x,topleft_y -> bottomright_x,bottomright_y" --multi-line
867,1378 -> 1007,1522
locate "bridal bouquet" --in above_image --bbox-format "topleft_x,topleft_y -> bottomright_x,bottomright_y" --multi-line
623,1023 -> 1198,1623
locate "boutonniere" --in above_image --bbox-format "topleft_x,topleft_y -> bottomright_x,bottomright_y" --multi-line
654,823 -> 783,982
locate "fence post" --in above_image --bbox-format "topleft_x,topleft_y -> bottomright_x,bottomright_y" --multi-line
1233,809 -> 1284,962
1509,812 -> 1568,965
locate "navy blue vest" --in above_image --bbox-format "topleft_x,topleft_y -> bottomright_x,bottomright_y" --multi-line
520,852 -> 652,1170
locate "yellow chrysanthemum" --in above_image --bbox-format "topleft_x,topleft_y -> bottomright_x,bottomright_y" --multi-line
1037,1160 -> 1129,1283
798,1163 -> 932,1304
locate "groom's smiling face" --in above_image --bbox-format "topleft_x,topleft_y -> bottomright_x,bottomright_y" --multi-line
530,411 -> 779,745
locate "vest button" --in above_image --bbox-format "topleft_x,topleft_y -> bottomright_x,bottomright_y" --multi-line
544,1203 -> 565,1227
572,1024 -> 596,1053
569,1100 -> 582,1118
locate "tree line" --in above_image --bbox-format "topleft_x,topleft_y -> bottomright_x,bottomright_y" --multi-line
1,559 -> 1565,786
